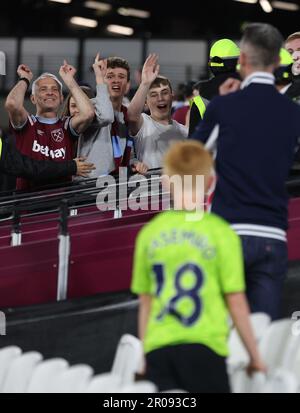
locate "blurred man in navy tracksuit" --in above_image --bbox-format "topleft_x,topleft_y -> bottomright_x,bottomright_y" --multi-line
191,23 -> 300,320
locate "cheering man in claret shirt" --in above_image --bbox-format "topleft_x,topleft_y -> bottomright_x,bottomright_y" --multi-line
5,61 -> 94,191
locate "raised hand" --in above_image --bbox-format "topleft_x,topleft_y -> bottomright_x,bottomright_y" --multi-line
59,59 -> 77,86
92,53 -> 107,84
74,157 -> 96,177
219,78 -> 241,96
17,64 -> 33,82
141,53 -> 160,86
131,162 -> 149,175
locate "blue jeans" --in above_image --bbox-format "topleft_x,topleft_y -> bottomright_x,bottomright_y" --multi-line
240,236 -> 288,320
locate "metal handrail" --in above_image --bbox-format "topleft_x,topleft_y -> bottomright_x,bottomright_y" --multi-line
0,168 -> 162,206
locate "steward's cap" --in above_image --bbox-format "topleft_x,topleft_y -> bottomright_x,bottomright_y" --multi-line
209,39 -> 240,67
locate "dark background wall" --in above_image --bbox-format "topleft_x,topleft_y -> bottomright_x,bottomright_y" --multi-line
0,0 -> 300,39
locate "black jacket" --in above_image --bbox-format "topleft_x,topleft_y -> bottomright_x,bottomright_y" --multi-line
0,138 -> 77,181
285,75 -> 300,103
189,71 -> 240,137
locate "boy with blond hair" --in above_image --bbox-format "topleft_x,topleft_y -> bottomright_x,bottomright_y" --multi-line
131,140 -> 266,393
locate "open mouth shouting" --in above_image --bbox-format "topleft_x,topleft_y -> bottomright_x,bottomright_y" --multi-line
111,85 -> 121,93
157,103 -> 168,110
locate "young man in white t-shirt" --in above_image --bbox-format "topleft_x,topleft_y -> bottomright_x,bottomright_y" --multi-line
127,54 -> 188,170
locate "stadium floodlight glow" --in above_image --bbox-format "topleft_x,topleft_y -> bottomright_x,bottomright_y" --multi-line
84,1 -> 112,12
49,0 -> 72,4
107,24 -> 134,36
117,7 -> 151,19
259,0 -> 273,12
70,16 -> 98,28
272,1 -> 299,11
233,0 -> 258,4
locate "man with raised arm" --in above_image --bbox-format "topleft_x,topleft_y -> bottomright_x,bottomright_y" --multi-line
127,54 -> 187,170
5,61 -> 95,190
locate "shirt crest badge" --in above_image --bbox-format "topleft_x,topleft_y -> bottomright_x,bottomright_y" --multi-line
51,128 -> 64,143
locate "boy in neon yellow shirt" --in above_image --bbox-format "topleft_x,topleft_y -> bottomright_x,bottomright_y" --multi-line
131,140 -> 266,392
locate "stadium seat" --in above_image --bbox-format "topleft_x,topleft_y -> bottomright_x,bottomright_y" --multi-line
0,346 -> 22,391
230,318 -> 300,393
229,369 -> 266,393
261,368 -> 298,393
120,380 -> 157,393
111,334 -> 144,385
258,319 -> 300,372
160,388 -> 188,393
47,364 -> 94,393
1,351 -> 43,393
290,346 -> 300,391
230,367 -> 299,393
84,373 -> 122,393
227,312 -> 271,373
26,358 -> 69,393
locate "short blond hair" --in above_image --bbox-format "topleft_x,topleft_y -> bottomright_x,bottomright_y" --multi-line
163,140 -> 213,191
286,32 -> 300,44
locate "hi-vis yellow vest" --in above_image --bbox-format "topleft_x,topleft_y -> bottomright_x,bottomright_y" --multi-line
192,95 -> 207,119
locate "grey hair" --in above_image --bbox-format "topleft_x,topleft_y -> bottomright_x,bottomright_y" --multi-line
240,23 -> 283,68
286,32 -> 300,44
31,72 -> 63,95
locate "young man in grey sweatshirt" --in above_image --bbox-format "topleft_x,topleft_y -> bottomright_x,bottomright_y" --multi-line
69,55 -> 148,178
